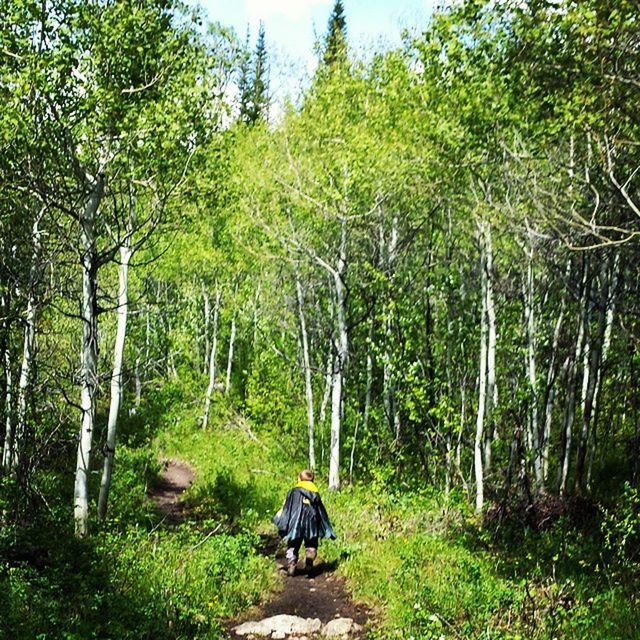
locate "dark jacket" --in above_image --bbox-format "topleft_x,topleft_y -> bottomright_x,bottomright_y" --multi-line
272,481 -> 336,542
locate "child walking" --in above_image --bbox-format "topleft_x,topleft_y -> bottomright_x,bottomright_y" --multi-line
273,469 -> 336,576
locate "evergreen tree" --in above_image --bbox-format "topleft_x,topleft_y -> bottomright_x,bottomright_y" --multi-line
238,22 -> 269,125
321,0 -> 347,68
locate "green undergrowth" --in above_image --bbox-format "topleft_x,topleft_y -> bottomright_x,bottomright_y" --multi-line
320,485 -> 640,640
154,411 -> 296,533
0,383 -> 291,640
2,380 -> 638,639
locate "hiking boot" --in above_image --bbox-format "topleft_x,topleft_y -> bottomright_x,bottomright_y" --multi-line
305,548 -> 317,572
287,561 -> 297,577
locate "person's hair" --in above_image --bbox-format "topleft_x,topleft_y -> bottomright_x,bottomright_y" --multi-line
298,469 -> 315,482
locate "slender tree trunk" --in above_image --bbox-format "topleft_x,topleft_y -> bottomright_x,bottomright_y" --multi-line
589,253 -> 620,487
575,258 -> 609,492
456,383 -> 468,493
329,214 -> 348,491
225,309 -> 237,394
363,318 -> 374,437
1,312 -> 13,474
134,357 -> 141,409
483,221 -> 497,472
522,238 -> 541,487
559,259 -> 589,495
383,344 -> 397,441
329,332 -> 344,491
445,264 -> 454,496
7,209 -> 44,473
74,175 -> 104,537
296,274 -> 315,469
475,223 -> 489,513
202,283 -> 210,374
144,303 -> 151,375
202,287 -> 221,429
382,215 -> 400,443
97,242 -> 132,520
318,345 -> 333,468
541,301 -> 565,484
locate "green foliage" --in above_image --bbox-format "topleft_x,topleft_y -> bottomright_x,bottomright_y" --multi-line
244,348 -> 306,442
155,413 -> 296,527
0,524 -> 274,640
321,484 -> 640,639
602,482 -> 640,579
0,401 -> 287,639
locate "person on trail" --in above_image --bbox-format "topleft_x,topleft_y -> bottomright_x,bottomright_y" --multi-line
273,469 -> 336,577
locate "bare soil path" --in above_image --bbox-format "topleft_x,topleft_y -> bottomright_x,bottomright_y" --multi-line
226,533 -> 371,638
148,458 -> 195,523
149,459 -> 372,638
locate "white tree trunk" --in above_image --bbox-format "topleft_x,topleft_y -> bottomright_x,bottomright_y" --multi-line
318,346 -> 333,467
74,175 -> 104,537
134,357 -> 141,409
7,210 -> 44,473
202,283 -> 210,373
296,275 -> 315,469
559,260 -> 589,494
354,324 -> 374,487
329,334 -> 344,491
587,254 -> 619,487
144,303 -> 151,372
97,242 -> 132,520
382,215 -> 400,442
541,303 -> 565,483
523,239 -> 541,487
1,317 -> 13,474
328,215 -> 348,491
363,319 -> 374,436
483,221 -> 497,471
202,287 -> 221,429
225,312 -> 237,394
456,384 -> 468,492
475,223 -> 489,514
576,259 -> 609,491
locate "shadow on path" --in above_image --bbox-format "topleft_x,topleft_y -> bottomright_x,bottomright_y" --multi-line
228,533 -> 372,638
148,469 -> 372,637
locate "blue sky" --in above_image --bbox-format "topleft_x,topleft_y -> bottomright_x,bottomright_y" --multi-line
191,0 -> 439,98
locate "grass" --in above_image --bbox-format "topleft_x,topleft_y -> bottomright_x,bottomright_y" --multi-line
319,483 -> 640,640
2,377 -> 639,639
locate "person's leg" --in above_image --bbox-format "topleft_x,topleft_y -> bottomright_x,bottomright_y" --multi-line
286,538 -> 302,575
304,536 -> 318,569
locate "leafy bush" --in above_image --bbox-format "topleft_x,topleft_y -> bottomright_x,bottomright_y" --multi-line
601,482 -> 640,578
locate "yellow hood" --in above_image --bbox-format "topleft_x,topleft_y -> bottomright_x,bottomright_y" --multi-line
295,480 -> 319,493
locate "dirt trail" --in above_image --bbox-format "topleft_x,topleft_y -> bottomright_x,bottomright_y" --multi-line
149,459 -> 372,638
226,535 -> 371,638
148,458 -> 195,523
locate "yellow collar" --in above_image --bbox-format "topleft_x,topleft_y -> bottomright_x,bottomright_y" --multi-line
296,480 -> 318,493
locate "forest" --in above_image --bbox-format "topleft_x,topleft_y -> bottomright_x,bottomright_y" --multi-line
1,0 -> 640,638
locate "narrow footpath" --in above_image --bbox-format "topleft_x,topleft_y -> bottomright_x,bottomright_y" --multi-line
149,459 -> 373,639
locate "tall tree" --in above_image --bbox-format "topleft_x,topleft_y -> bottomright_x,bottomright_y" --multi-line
239,22 -> 269,124
321,0 -> 347,68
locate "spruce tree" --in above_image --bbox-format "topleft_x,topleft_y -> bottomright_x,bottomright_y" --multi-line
238,22 -> 269,125
251,23 -> 269,122
321,0 -> 347,68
